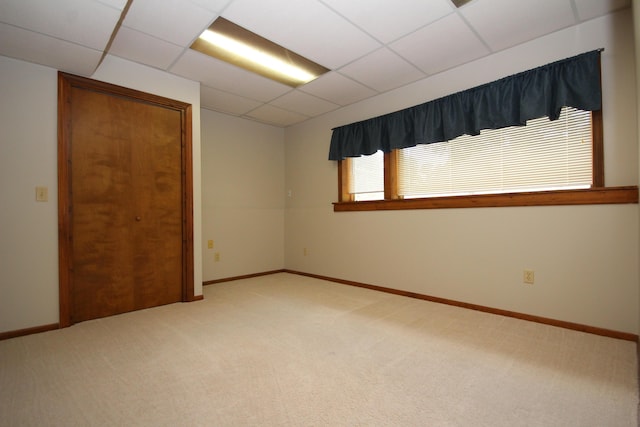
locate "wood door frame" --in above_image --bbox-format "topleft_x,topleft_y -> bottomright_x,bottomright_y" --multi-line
57,72 -> 195,328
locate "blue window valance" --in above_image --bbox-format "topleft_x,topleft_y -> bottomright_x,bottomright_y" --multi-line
328,50 -> 602,161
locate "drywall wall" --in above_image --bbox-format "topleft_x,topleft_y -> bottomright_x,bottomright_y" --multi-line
0,55 -> 203,333
0,56 -> 59,333
200,109 -> 285,281
284,9 -> 639,334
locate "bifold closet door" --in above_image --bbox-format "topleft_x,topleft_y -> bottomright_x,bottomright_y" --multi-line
58,73 -> 192,325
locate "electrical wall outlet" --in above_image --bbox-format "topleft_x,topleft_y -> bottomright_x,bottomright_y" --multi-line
523,269 -> 535,284
207,240 -> 213,249
214,252 -> 220,262
303,247 -> 308,256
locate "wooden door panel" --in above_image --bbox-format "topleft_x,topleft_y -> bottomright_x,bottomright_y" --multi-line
131,104 -> 183,309
70,88 -> 137,322
71,204 -> 136,321
58,73 -> 194,325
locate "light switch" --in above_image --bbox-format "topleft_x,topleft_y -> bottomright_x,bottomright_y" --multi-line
207,240 -> 213,249
35,186 -> 48,202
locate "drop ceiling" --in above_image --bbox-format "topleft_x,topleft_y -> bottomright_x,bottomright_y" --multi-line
0,0 -> 630,127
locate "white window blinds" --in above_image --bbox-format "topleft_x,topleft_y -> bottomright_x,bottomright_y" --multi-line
398,107 -> 593,198
350,150 -> 384,201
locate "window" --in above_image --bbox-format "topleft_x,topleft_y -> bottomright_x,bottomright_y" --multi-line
350,150 -> 384,201
336,108 -> 636,210
398,107 -> 593,198
344,106 -> 598,202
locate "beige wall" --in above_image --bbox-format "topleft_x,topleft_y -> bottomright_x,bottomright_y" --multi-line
0,55 -> 203,333
0,56 -> 59,332
284,9 -> 640,334
201,109 -> 285,280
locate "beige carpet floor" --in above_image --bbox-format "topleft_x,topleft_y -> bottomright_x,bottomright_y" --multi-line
0,273 -> 637,426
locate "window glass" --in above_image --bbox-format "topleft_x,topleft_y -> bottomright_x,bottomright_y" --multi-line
398,107 -> 592,198
350,150 -> 384,201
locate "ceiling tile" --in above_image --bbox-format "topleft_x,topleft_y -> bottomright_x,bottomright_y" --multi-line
573,0 -> 630,21
244,104 -> 309,127
170,50 -> 292,102
222,0 -> 381,69
110,27 -> 185,70
0,0 -> 121,50
200,85 -> 262,115
461,0 -> 576,52
123,0 -> 217,47
320,0 -> 453,43
299,72 -> 378,106
391,13 -> 490,75
0,22 -> 102,75
270,90 -> 340,117
338,48 -> 426,92
95,0 -> 129,8
187,0 -> 233,13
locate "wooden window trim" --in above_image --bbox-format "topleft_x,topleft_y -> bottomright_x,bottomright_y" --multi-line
338,158 -> 353,202
592,109 -> 604,187
334,186 -> 638,211
384,149 -> 400,200
335,110 -> 638,212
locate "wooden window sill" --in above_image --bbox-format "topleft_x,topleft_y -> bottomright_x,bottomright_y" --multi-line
333,186 -> 639,212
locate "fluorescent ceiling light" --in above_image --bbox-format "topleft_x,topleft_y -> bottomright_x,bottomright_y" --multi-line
198,30 -> 316,83
191,18 -> 329,87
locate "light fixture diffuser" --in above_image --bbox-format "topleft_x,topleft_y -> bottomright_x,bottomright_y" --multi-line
191,17 -> 329,87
